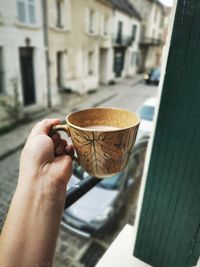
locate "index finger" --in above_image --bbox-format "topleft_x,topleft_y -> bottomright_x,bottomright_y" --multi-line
30,119 -> 61,138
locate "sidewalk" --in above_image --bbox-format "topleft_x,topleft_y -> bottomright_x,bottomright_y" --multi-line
0,75 -> 142,160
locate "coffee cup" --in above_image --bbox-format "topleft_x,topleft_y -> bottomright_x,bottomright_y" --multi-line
52,107 -> 140,178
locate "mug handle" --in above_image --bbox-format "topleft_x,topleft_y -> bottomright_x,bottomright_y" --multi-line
49,124 -> 79,163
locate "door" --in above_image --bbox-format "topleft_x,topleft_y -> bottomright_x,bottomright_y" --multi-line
19,47 -> 36,106
113,48 -> 125,78
99,49 -> 108,84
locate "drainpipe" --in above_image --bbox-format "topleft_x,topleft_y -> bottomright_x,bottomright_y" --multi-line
42,0 -> 51,108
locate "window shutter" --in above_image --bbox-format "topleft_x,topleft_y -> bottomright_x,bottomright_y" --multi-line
85,7 -> 89,34
134,1 -> 200,266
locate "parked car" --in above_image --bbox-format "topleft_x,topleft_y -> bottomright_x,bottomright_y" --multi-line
61,157 -> 137,238
137,97 -> 157,141
144,68 -> 161,85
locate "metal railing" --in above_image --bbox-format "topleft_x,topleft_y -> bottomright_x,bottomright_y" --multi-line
112,34 -> 134,47
140,36 -> 163,46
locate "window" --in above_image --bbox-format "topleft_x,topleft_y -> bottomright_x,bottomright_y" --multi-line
160,16 -> 164,28
116,21 -> 123,44
56,0 -> 62,27
131,52 -> 136,67
56,51 -> 67,89
131,25 -> 137,41
0,47 -> 4,94
89,9 -> 95,33
55,0 -> 71,29
154,8 -> 158,23
88,51 -> 94,75
17,0 -> 36,24
103,16 -> 109,36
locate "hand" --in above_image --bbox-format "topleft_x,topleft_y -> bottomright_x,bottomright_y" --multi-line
0,119 -> 74,267
18,118 -> 74,202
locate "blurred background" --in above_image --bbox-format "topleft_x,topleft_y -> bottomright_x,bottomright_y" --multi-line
0,0 -> 172,266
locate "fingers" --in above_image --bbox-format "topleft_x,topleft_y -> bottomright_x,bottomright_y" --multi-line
51,132 -> 75,157
51,133 -> 61,147
30,119 -> 61,138
55,139 -> 68,156
64,144 -> 74,158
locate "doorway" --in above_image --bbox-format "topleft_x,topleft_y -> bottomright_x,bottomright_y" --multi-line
99,48 -> 108,84
113,47 -> 125,78
19,47 -> 36,106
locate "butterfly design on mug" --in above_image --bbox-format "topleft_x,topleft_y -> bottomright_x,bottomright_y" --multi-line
69,127 -> 137,176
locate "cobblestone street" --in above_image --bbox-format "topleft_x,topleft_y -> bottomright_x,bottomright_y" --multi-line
0,79 -> 157,266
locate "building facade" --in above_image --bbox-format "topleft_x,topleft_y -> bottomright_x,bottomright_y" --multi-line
0,0 -> 48,122
131,0 -> 166,71
110,0 -> 141,79
47,0 -> 141,100
0,0 -> 142,119
47,0 -> 114,101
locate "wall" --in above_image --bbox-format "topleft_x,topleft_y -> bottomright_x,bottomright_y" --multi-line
0,0 -> 47,123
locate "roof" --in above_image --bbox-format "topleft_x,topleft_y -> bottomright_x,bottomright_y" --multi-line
109,0 -> 142,20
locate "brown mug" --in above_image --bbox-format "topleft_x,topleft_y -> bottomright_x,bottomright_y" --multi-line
52,107 -> 140,178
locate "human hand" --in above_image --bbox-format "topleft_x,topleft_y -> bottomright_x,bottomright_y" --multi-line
18,118 -> 74,203
0,119 -> 74,267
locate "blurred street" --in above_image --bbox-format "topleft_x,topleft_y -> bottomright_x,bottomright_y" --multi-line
0,79 -> 158,267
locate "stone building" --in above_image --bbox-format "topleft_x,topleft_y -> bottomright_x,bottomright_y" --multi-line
0,0 -> 48,122
47,0 -> 114,102
110,0 -> 141,79
130,0 -> 166,71
47,0 -> 141,101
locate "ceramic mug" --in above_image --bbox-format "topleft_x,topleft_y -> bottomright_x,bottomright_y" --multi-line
52,107 -> 140,178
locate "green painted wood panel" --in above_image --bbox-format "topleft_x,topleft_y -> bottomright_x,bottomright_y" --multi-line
134,1 -> 200,266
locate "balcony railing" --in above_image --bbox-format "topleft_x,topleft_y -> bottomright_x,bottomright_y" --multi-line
140,37 -> 164,46
112,34 -> 134,47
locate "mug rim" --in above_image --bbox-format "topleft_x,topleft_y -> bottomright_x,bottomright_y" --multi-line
66,107 -> 140,132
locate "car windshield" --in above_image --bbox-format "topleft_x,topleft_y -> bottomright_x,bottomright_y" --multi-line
139,105 -> 155,121
151,69 -> 160,79
98,172 -> 124,190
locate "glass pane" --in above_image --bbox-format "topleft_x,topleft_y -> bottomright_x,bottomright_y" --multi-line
17,1 -> 26,23
139,105 -> 155,121
28,4 -> 36,24
0,47 -> 3,93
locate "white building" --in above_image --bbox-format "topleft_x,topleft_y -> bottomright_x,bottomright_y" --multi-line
131,0 -> 166,70
110,0 -> 141,79
47,0 -> 141,98
0,0 -> 47,121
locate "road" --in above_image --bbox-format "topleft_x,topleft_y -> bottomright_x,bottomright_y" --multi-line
0,82 -> 158,267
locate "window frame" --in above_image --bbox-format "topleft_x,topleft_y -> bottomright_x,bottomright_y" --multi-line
16,0 -> 36,25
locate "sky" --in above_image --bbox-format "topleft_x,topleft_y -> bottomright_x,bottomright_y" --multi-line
159,0 -> 173,6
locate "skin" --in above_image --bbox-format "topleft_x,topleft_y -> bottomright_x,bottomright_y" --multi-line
0,119 -> 74,267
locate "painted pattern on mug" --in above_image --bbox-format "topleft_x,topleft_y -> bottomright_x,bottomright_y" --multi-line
69,126 -> 138,177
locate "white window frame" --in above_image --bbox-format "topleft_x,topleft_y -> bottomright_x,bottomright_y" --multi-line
17,0 -> 36,25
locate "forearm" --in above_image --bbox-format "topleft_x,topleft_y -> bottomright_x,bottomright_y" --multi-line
0,184 -> 65,267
